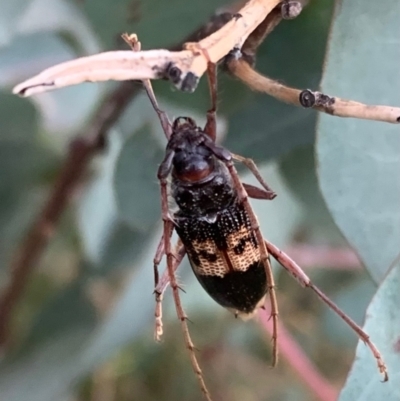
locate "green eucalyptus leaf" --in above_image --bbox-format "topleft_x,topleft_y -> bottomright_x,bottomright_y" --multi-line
0,278 -> 98,401
82,230 -> 161,360
0,232 -> 160,401
0,189 -> 46,271
0,0 -> 29,46
321,276 -> 376,348
0,31 -> 103,148
153,68 -> 252,118
279,145 -> 348,245
34,82 -> 104,143
0,32 -> 77,88
114,124 -> 164,231
0,91 -> 57,269
77,129 -> 154,272
224,0 -> 334,163
1,0 -> 99,86
316,0 -> 400,283
244,162 -> 303,249
17,0 -> 100,54
95,224 -> 154,273
338,258 -> 400,401
114,92 -> 163,142
17,279 -> 98,354
78,129 -> 121,265
0,142 -> 52,188
0,91 -> 37,142
82,0 -> 228,49
0,328 -> 94,401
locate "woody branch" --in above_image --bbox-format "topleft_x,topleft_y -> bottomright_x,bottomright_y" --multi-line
13,0 -> 400,124
13,0 -> 284,96
226,58 -> 400,124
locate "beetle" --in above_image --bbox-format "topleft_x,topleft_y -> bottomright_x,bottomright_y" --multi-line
144,63 -> 388,401
160,116 -> 278,319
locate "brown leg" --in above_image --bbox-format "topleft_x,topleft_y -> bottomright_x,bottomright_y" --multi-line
126,32 -> 212,399
140,78 -> 173,139
143,81 -> 172,139
154,240 -> 186,341
155,239 -> 186,294
154,181 -> 170,343
265,239 -> 388,381
232,153 -> 276,198
243,183 -> 276,200
159,178 -> 212,400
153,234 -> 165,288
153,233 -> 165,341
225,161 -> 279,367
122,32 -> 172,138
204,63 -> 217,141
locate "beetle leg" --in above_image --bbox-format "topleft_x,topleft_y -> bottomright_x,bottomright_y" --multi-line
153,234 -> 165,289
154,240 -> 186,341
204,63 -> 217,141
225,161 -> 279,367
158,175 -> 212,400
243,182 -> 276,200
232,153 -> 276,198
265,239 -> 388,382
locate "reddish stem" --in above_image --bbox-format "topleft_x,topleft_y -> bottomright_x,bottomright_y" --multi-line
259,307 -> 339,401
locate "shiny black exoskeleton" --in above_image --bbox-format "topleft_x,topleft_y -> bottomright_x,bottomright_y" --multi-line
158,117 -> 268,317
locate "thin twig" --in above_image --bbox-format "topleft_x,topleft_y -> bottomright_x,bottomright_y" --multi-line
227,58 -> 400,124
13,0 -> 283,96
241,0 -> 307,64
0,80 -> 142,349
121,33 -> 172,137
265,239 -> 388,381
258,306 -> 339,401
12,0 -> 400,124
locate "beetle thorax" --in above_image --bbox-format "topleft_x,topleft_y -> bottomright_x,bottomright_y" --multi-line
171,159 -> 236,217
170,129 -> 215,183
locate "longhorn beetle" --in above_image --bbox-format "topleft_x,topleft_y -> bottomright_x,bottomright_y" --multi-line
122,36 -> 389,399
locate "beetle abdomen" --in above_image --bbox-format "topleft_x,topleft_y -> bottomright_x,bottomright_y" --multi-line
193,261 -> 267,315
174,202 -> 268,315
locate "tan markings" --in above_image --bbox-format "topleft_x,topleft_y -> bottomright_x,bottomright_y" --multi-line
189,226 -> 260,277
226,226 -> 260,271
190,239 -> 228,277
221,248 -> 235,273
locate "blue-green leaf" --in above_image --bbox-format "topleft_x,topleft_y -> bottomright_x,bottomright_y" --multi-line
83,0 -> 228,49
339,258 -> 400,401
0,0 -> 29,46
317,0 -> 400,283
225,0 -> 334,163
